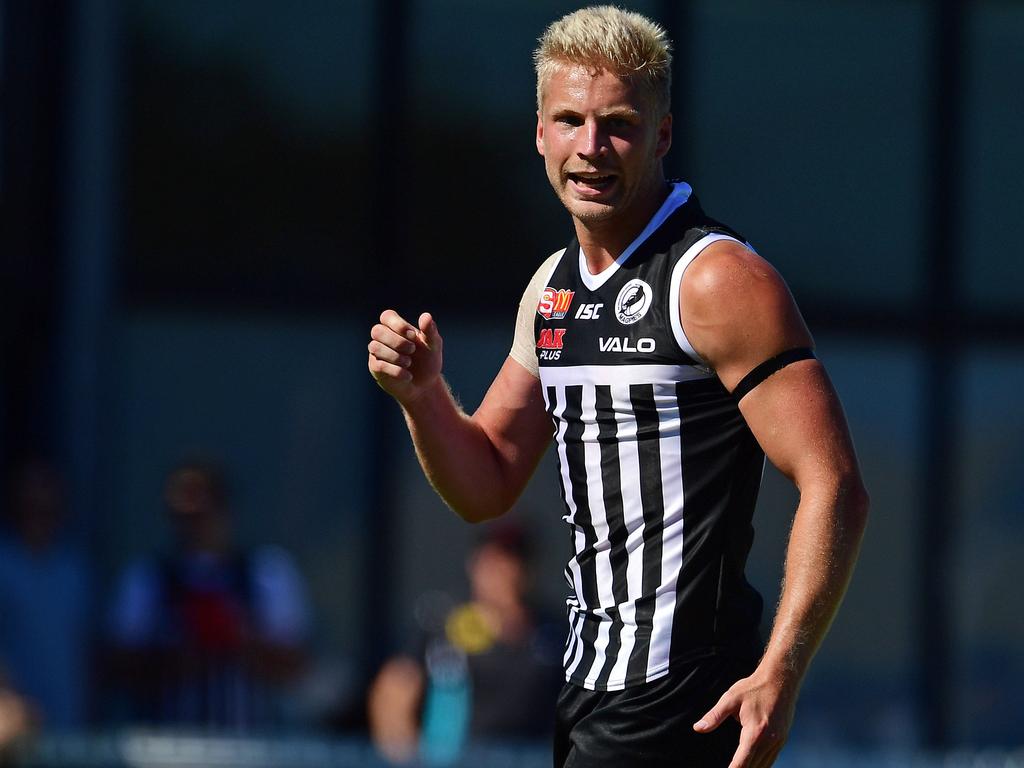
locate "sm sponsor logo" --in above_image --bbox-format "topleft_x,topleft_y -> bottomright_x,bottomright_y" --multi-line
537,288 -> 574,320
537,328 -> 566,361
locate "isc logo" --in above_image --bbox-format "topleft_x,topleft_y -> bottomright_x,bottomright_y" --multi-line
574,303 -> 603,320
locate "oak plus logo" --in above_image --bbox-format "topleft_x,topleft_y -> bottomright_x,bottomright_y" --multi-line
537,328 -> 566,361
614,279 -> 652,325
537,288 -> 574,320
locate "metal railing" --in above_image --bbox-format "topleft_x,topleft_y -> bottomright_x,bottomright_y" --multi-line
8,733 -> 1024,768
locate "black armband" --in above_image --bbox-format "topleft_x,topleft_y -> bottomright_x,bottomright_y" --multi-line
731,347 -> 816,402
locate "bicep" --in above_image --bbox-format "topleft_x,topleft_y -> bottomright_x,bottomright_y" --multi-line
738,360 -> 860,491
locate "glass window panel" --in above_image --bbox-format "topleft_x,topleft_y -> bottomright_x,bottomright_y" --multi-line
690,1 -> 928,305
121,0 -> 373,306
953,350 -> 1024,746
963,4 -> 1024,312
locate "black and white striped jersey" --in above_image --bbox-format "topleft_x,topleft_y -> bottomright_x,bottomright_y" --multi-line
534,182 -> 766,691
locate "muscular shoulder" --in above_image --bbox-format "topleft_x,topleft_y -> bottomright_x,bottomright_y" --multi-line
680,240 -> 811,390
682,241 -> 791,323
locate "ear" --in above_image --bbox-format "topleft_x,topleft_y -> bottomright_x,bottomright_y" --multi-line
535,110 -> 545,157
655,112 -> 673,159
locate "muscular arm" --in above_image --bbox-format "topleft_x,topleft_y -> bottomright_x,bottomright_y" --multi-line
369,311 -> 552,523
682,242 -> 869,768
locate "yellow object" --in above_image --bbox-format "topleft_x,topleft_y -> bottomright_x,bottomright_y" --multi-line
445,603 -> 497,654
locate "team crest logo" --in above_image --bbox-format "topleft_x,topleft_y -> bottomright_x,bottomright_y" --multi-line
537,287 -> 575,320
614,279 -> 653,325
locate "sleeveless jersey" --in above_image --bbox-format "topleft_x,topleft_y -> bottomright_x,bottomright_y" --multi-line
534,182 -> 765,691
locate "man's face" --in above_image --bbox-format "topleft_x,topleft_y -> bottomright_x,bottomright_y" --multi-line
536,64 -> 671,226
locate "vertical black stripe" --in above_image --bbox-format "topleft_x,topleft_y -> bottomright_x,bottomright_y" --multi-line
562,385 -> 601,681
546,385 -> 570,519
594,384 -> 627,689
625,383 -> 665,682
547,385 -> 578,670
563,609 -> 579,668
544,385 -> 558,427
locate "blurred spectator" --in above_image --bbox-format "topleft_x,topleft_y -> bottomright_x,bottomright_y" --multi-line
368,524 -> 562,764
0,462 -> 91,729
107,459 -> 311,729
0,679 -> 32,754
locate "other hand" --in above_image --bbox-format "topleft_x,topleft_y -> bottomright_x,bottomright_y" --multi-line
692,666 -> 797,768
368,310 -> 443,405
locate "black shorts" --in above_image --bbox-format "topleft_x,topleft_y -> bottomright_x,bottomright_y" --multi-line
553,653 -> 758,768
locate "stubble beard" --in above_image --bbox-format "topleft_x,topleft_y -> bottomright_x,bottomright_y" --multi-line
550,166 -> 660,229
546,165 -> 616,225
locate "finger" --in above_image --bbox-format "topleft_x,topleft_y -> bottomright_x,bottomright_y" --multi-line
379,309 -> 419,341
726,727 -> 759,768
368,353 -> 413,383
367,340 -> 411,367
370,324 -> 417,355
693,690 -> 736,733
753,741 -> 783,768
418,312 -> 442,349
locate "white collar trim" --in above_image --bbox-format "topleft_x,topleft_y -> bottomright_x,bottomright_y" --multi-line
577,181 -> 693,291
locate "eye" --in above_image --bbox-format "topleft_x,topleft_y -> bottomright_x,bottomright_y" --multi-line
555,114 -> 583,127
604,116 -> 634,131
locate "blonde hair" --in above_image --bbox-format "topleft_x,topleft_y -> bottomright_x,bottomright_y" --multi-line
534,6 -> 673,116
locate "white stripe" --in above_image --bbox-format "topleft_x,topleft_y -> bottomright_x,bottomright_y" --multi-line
551,387 -> 588,621
580,385 -> 614,686
605,596 -> 637,687
540,364 -> 712,388
578,182 -> 693,290
668,233 -> 747,366
646,381 -> 687,680
563,606 -> 582,668
583,385 -> 615,610
564,605 -> 588,677
603,381 -> 644,684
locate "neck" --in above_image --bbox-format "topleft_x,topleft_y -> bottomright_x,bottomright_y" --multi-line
575,177 -> 670,274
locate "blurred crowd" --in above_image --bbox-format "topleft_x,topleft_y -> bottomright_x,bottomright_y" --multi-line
0,458 -> 561,763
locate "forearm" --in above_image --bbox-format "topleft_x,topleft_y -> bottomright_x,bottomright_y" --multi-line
402,378 -> 520,523
759,475 -> 869,686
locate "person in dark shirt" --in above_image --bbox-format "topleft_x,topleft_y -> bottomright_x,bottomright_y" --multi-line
107,460 -> 310,728
369,525 -> 562,763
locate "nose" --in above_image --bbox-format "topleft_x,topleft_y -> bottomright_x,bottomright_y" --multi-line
578,118 -> 607,160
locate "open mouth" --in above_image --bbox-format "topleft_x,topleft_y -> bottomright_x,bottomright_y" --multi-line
567,172 -> 617,192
